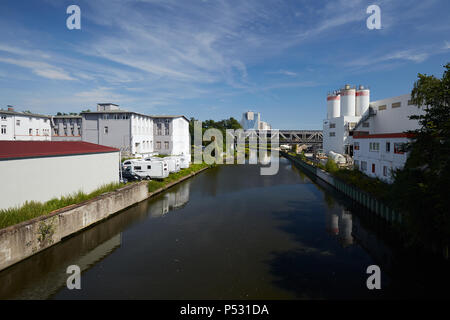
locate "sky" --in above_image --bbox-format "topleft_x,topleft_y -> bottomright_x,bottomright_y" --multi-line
0,0 -> 449,129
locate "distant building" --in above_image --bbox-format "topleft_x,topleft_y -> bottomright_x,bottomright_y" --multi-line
241,111 -> 271,131
322,85 -> 425,182
81,104 -> 154,157
0,141 -> 119,210
50,115 -> 82,141
152,116 -> 190,156
0,106 -> 51,141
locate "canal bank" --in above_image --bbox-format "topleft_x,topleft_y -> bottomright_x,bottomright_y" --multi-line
0,164 -> 210,272
281,152 -> 401,224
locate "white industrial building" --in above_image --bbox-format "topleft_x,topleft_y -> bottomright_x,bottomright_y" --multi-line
0,141 -> 120,210
241,111 -> 271,130
81,104 -> 190,159
81,104 -> 154,157
0,107 -> 51,141
152,115 -> 190,156
323,85 -> 425,182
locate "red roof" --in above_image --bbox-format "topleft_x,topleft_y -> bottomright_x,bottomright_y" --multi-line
0,141 -> 119,160
353,132 -> 415,139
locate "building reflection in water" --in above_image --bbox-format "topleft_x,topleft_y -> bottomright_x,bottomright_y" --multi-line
325,207 -> 353,248
149,180 -> 191,218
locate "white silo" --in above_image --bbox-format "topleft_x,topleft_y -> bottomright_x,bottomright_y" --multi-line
327,92 -> 340,118
356,85 -> 370,116
340,84 -> 356,117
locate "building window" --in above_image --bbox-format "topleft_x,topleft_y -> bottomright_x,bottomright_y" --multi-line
16,120 -> 20,126
386,142 -> 390,153
1,116 -> 6,121
378,105 -> 387,111
104,126 -> 109,134
408,100 -> 414,105
1,125 -> 6,134
354,142 -> 360,150
165,141 -> 169,149
372,163 -> 375,173
394,142 -> 406,154
29,128 -> 32,135
103,114 -> 109,120
362,122 -> 370,127
36,129 -> 39,135
383,166 -> 388,176
329,132 -> 335,137
392,102 -> 401,108
156,141 -> 161,149
329,123 -> 336,128
354,160 -> 359,169
361,161 -> 367,171
157,123 -> 162,135
369,142 -> 380,152
164,123 -> 169,135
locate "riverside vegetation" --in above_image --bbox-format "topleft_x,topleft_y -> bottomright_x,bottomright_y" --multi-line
0,162 -> 212,230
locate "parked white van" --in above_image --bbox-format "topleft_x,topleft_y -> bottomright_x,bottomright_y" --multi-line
126,160 -> 169,180
165,156 -> 181,173
178,155 -> 191,169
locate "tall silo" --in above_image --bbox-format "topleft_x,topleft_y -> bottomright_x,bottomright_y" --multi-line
340,84 -> 356,117
327,92 -> 340,118
356,85 -> 370,116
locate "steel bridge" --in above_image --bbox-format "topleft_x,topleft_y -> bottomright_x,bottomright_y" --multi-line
235,129 -> 323,146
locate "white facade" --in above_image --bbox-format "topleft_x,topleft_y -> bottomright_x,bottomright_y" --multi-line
323,115 -> 360,155
131,113 -> 154,155
153,116 -> 190,157
0,142 -> 119,210
353,134 -> 410,182
352,93 -> 425,182
0,108 -> 51,141
323,85 -> 425,182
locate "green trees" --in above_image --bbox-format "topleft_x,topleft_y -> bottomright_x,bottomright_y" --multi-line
391,63 -> 450,245
189,117 -> 243,145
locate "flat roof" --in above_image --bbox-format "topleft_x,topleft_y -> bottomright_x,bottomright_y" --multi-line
0,141 -> 119,160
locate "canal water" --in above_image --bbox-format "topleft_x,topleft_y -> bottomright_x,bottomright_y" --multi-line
0,157 -> 448,299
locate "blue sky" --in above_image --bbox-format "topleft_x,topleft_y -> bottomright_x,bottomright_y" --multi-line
0,0 -> 449,129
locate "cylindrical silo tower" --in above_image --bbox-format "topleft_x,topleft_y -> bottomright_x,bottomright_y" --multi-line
340,84 -> 356,117
327,92 -> 340,119
356,85 -> 370,116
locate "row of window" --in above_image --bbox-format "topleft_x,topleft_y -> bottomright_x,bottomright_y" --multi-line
377,100 -> 414,111
354,141 -> 405,154
355,160 -> 390,177
0,126 -> 50,136
1,116 -> 49,123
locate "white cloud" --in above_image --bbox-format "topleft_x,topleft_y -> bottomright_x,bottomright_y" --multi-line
0,57 -> 75,80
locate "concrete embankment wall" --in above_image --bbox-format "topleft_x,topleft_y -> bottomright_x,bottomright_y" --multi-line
282,152 -> 402,224
0,166 -> 209,272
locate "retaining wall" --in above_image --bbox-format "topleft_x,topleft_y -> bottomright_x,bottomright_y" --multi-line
0,166 -> 210,272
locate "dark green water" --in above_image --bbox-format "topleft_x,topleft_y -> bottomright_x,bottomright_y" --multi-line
0,158 -> 448,299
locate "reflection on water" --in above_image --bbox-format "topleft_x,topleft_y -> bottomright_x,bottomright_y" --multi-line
0,158 -> 448,299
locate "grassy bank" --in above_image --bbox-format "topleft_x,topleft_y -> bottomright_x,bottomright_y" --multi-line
148,162 -> 212,193
0,183 -> 125,230
286,152 -> 390,201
